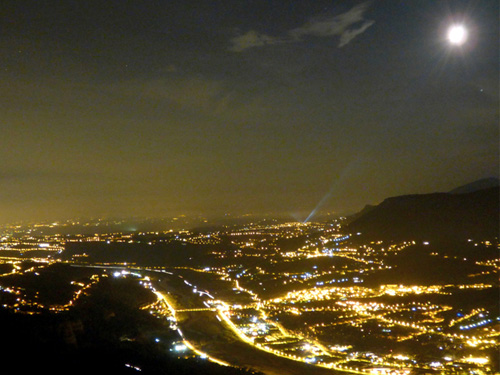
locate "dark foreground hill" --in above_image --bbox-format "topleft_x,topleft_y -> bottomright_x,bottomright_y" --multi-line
0,272 -> 262,375
348,186 -> 499,241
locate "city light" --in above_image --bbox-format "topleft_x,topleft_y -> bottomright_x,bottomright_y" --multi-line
0,219 -> 497,374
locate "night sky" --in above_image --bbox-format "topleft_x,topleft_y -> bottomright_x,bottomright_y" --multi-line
1,0 -> 498,223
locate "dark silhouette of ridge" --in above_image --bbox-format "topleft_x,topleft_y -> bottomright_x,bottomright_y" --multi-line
348,184 -> 499,241
449,177 -> 499,194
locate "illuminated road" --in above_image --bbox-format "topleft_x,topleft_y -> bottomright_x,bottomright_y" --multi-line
150,274 -> 344,375
153,290 -> 231,367
74,265 -> 411,374
75,264 -> 497,375
114,266 -> 370,375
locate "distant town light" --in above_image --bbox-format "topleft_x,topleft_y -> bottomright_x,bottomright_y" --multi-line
174,344 -> 187,352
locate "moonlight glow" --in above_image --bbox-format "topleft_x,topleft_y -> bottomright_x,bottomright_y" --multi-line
447,25 -> 467,45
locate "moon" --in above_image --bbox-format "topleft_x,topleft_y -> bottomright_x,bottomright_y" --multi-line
447,25 -> 467,45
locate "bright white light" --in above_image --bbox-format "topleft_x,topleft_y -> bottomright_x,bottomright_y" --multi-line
464,357 -> 489,365
448,25 -> 467,45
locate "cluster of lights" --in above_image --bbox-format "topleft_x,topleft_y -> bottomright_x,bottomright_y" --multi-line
459,318 -> 494,330
0,218 -> 497,374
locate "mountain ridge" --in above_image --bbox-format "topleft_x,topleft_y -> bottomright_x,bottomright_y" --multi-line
449,177 -> 499,194
347,181 -> 499,241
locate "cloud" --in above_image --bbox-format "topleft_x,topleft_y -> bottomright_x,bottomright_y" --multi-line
338,19 -> 375,47
229,2 -> 374,51
229,30 -> 281,52
289,2 -> 371,39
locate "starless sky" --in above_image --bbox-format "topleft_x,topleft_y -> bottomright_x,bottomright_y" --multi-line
0,0 -> 498,223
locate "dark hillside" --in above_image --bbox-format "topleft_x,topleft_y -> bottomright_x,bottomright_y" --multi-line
348,187 -> 499,241
449,177 -> 499,194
